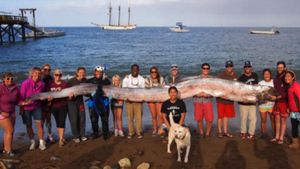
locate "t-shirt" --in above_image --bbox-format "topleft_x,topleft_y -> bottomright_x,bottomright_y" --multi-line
216,70 -> 238,104
258,80 -> 275,109
49,81 -> 69,108
238,72 -> 258,105
122,74 -> 145,88
161,99 -> 186,124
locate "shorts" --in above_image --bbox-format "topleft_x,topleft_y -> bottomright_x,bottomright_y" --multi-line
111,99 -> 123,109
259,107 -> 273,113
217,102 -> 235,119
273,102 -> 289,118
194,102 -> 214,122
22,108 -> 42,125
51,106 -> 68,128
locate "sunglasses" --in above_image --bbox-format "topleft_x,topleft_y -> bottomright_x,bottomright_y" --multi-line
150,71 -> 157,74
202,67 -> 210,70
5,77 -> 13,81
244,66 -> 252,68
226,66 -> 233,68
44,68 -> 51,71
54,74 -> 62,77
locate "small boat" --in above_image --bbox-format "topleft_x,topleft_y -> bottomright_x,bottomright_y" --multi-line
169,22 -> 189,33
250,27 -> 280,35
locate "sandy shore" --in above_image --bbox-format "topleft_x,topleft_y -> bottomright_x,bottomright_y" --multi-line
3,126 -> 299,169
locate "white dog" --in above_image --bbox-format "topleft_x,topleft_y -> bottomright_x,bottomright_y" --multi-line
167,113 -> 191,163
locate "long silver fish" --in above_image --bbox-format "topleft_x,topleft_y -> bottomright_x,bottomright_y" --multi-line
28,77 -> 277,103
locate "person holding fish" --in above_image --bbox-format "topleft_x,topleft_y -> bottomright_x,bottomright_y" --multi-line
122,64 -> 145,139
238,61 -> 258,140
67,67 -> 88,143
19,67 -> 46,150
193,63 -> 214,138
145,66 -> 165,136
216,60 -> 238,138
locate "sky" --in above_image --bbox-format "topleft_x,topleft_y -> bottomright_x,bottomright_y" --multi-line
1,0 -> 300,27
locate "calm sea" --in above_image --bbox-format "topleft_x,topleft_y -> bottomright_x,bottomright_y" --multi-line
0,27 -> 300,138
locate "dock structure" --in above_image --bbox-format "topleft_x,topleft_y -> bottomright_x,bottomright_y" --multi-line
0,8 -> 41,45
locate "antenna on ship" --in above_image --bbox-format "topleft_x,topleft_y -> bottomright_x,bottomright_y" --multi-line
108,0 -> 112,26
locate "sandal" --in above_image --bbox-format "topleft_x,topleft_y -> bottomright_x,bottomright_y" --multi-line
240,133 -> 247,140
270,138 -> 278,142
277,139 -> 284,145
223,132 -> 233,138
217,132 -> 223,138
247,134 -> 255,140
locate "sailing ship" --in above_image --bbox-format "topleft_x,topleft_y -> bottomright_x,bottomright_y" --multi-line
92,0 -> 136,30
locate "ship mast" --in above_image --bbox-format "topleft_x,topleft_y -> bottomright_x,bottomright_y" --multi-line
128,0 -> 131,26
118,5 -> 121,26
108,0 -> 112,26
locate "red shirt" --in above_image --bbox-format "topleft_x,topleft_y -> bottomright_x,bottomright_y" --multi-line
288,81 -> 300,112
49,81 -> 69,108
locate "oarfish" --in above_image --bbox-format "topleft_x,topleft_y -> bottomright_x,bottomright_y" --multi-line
28,77 -> 277,103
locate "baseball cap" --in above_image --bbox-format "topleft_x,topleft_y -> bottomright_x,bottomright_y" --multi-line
225,60 -> 234,67
244,61 -> 252,67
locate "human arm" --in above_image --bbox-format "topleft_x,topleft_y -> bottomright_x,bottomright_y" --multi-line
179,113 -> 186,126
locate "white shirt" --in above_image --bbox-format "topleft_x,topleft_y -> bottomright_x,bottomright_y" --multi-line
122,74 -> 145,88
258,80 -> 275,109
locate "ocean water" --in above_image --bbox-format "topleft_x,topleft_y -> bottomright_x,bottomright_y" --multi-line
0,27 -> 299,138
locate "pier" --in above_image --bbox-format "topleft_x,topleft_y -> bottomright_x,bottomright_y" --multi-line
0,8 -> 42,45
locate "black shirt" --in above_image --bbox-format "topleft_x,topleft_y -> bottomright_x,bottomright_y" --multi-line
238,72 -> 258,105
161,99 -> 186,124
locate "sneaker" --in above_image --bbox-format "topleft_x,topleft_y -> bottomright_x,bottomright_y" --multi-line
29,140 -> 36,150
127,135 -> 133,139
3,150 -> 15,157
39,140 -> 47,150
152,130 -> 157,137
114,129 -> 119,137
118,130 -> 125,137
137,135 -> 143,139
81,137 -> 88,142
73,138 -> 81,143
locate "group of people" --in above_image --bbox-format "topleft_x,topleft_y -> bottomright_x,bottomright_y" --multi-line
0,60 -> 300,157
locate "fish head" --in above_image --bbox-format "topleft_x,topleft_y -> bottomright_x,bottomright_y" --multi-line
257,86 -> 279,101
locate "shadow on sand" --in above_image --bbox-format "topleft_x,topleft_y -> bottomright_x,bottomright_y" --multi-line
215,140 -> 246,169
254,139 -> 292,169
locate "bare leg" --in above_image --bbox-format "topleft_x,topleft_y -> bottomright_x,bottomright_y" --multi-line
198,121 -> 204,135
223,117 -> 228,133
117,108 -> 123,130
113,109 -> 118,130
269,113 -> 275,135
260,111 -> 267,134
218,118 -> 222,133
279,117 -> 287,141
156,103 -> 163,128
274,115 -> 280,139
35,121 -> 44,140
148,103 -> 158,132
26,123 -> 34,139
206,121 -> 213,136
0,118 -> 13,152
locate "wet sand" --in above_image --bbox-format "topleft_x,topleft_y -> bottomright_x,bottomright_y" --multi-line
6,127 -> 300,169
